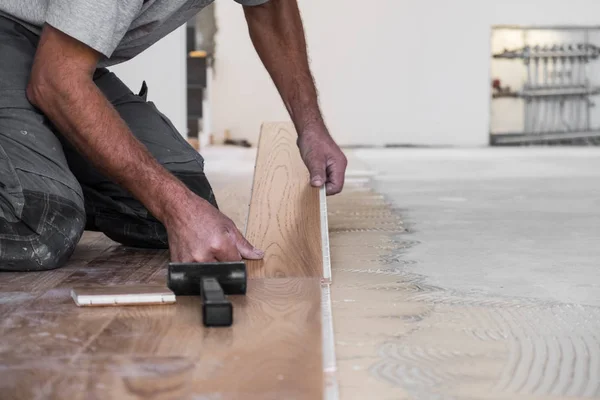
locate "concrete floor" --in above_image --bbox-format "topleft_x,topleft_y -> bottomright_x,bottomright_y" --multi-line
347,147 -> 600,399
356,148 -> 600,307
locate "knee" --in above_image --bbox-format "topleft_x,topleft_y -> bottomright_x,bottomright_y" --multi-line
13,219 -> 84,271
28,219 -> 85,270
1,200 -> 86,272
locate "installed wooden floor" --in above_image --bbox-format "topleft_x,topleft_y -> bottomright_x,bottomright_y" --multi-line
0,123 -> 325,400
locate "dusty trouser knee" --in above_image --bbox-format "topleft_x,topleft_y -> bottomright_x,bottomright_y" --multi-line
0,15 -> 86,270
0,100 -> 86,271
0,191 -> 86,271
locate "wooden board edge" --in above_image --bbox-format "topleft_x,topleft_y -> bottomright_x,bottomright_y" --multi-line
243,123 -> 265,237
321,190 -> 338,399
321,284 -> 338,400
320,187 -> 331,283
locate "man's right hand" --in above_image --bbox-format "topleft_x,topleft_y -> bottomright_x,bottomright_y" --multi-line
165,191 -> 264,263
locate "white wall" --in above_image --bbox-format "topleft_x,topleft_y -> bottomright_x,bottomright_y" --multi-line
212,0 -> 600,147
111,26 -> 188,137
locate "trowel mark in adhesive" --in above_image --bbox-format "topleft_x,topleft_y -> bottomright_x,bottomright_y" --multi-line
330,182 -> 600,399
377,226 -> 599,397
493,306 -> 600,397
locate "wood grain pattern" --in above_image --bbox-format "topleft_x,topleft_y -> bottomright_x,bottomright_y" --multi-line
245,122 -> 323,278
0,236 -> 167,400
1,276 -> 323,400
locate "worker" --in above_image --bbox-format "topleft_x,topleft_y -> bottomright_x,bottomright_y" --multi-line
0,0 -> 347,271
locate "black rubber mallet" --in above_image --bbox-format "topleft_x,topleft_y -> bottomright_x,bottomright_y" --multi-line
167,262 -> 247,327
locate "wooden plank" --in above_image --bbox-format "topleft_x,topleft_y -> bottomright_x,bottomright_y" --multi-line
23,278 -> 323,400
245,122 -> 323,279
0,237 -> 168,400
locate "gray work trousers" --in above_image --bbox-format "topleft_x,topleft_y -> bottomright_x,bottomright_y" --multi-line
0,16 -> 217,271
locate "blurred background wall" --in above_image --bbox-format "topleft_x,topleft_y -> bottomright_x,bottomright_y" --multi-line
211,0 -> 600,147
106,1 -> 600,147
111,27 -> 188,137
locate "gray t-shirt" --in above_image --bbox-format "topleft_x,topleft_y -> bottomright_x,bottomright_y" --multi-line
0,0 -> 268,67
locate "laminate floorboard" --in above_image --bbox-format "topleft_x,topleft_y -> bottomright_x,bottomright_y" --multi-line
245,122 -> 323,279
3,278 -> 323,400
0,237 -> 168,400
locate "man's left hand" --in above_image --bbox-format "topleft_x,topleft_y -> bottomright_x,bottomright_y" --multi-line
297,123 -> 347,195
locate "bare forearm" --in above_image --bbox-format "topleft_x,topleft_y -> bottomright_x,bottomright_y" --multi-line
27,77 -> 190,223
244,0 -> 322,132
244,1 -> 347,195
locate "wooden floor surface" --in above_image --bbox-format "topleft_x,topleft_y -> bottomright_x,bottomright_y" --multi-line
0,123 -> 326,399
1,253 -> 322,399
245,122 -> 323,279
